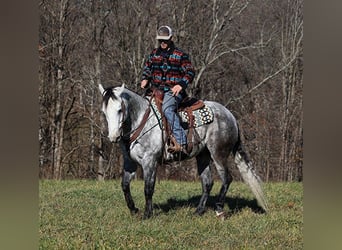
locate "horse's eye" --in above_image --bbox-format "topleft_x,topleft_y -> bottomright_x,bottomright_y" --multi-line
118,109 -> 122,113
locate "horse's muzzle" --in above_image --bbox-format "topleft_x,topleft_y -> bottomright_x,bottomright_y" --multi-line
108,135 -> 121,143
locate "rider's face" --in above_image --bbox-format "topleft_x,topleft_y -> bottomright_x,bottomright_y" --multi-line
158,39 -> 170,49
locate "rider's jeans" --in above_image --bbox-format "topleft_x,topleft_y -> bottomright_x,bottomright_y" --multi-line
162,91 -> 187,145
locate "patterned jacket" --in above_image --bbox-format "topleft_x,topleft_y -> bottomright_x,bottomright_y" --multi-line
142,43 -> 195,90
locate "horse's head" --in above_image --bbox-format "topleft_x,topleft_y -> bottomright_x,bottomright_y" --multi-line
99,84 -> 127,142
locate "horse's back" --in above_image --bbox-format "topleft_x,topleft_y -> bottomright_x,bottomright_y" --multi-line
200,100 -> 239,145
204,101 -> 237,126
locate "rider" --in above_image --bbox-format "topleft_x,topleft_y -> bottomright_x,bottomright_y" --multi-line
141,25 -> 195,154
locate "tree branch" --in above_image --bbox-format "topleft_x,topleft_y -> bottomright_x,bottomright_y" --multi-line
226,55 -> 298,106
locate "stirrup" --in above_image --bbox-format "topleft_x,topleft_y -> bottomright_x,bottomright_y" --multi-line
167,144 -> 182,153
167,136 -> 183,153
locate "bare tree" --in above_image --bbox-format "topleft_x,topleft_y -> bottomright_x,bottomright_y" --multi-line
39,0 -> 73,179
39,0 -> 303,181
278,0 -> 303,181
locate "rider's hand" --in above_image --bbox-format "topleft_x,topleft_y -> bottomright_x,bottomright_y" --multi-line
141,79 -> 149,89
172,85 -> 182,96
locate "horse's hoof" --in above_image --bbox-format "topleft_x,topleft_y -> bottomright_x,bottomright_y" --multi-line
194,208 -> 205,216
143,209 -> 153,219
130,208 -> 139,215
143,213 -> 153,220
215,210 -> 226,221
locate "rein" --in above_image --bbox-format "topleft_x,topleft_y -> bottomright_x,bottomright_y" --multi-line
127,87 -> 168,144
106,87 -> 167,146
129,104 -> 151,144
117,93 -> 155,145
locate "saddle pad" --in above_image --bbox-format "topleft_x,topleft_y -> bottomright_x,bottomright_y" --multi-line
150,99 -> 214,129
179,106 -> 214,128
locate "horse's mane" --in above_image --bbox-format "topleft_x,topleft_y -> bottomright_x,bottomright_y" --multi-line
102,87 -> 117,108
102,85 -> 146,108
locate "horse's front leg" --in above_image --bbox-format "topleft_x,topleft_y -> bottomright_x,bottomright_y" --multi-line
142,161 -> 157,219
121,160 -> 139,215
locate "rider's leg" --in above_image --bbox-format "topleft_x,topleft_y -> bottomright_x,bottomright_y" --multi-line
162,91 -> 187,150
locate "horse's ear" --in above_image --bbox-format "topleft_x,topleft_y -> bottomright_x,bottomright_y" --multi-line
115,84 -> 125,96
119,83 -> 125,93
99,84 -> 105,95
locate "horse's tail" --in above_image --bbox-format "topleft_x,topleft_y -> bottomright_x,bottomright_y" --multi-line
233,126 -> 269,212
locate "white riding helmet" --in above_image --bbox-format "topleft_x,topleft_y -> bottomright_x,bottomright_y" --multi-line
156,25 -> 173,40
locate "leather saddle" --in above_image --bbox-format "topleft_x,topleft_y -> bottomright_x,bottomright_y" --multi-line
148,87 -> 204,113
147,87 -> 204,154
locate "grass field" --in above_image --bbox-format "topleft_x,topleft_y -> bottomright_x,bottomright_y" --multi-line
39,180 -> 303,249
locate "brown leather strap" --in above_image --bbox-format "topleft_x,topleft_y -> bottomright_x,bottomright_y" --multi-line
129,106 -> 151,144
151,89 -> 171,139
185,107 -> 195,153
178,99 -> 204,112
190,100 -> 205,111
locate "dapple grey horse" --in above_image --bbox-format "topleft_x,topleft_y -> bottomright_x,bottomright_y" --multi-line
99,84 -> 268,219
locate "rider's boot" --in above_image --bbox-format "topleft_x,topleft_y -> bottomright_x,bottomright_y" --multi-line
168,136 -> 188,156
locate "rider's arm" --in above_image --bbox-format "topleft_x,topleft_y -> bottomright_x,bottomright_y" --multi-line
179,52 -> 195,90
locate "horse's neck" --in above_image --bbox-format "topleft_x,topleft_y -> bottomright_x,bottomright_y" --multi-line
124,89 -> 149,129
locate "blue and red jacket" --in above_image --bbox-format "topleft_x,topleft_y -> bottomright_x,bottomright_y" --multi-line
142,43 -> 195,90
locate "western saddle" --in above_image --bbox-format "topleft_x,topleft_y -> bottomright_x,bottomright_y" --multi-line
147,86 -> 204,155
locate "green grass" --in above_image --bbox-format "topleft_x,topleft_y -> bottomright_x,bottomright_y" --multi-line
39,180 -> 303,249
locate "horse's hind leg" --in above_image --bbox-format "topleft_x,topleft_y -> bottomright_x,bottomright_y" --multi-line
212,157 -> 233,214
121,163 -> 139,215
195,149 -> 213,215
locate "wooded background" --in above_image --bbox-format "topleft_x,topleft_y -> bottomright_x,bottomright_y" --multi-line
38,0 -> 303,181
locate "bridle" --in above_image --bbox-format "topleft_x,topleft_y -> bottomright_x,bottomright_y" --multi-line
102,89 -> 128,142
116,99 -> 128,142
105,93 -> 151,144
119,99 -> 127,130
